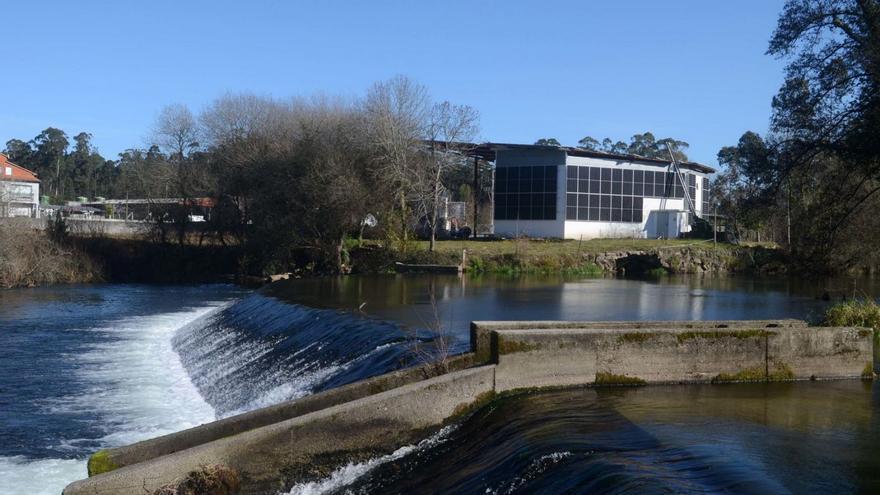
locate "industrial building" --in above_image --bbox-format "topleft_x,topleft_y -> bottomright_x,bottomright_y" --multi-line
487,143 -> 714,239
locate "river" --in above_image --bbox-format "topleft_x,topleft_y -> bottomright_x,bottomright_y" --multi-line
1,274 -> 878,494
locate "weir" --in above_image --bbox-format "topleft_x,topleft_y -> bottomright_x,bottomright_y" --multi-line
63,319 -> 877,495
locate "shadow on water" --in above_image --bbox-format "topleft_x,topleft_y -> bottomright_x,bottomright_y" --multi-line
340,381 -> 880,495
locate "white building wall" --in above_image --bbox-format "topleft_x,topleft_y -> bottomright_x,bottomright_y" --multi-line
492,149 -> 710,240
0,181 -> 40,218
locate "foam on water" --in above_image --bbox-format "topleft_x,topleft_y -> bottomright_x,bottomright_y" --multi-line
0,457 -> 86,495
1,302 -> 228,495
283,425 -> 456,495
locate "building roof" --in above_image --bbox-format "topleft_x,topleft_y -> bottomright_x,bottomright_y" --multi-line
479,142 -> 716,174
0,153 -> 40,182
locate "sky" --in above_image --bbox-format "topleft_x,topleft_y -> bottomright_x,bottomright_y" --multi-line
0,0 -> 787,167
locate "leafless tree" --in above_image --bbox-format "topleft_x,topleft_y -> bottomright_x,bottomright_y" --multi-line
150,104 -> 212,246
363,76 -> 430,243
421,101 -> 480,251
152,104 -> 200,160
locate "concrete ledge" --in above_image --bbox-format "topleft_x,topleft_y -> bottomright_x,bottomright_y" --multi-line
491,325 -> 871,391
471,319 -> 807,363
64,365 -> 496,495
64,319 -> 872,495
91,352 -> 478,475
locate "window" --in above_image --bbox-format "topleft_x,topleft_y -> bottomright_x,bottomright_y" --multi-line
563,165 -> 646,223
494,165 -> 558,221
560,165 -> 701,223
4,167 -> 11,176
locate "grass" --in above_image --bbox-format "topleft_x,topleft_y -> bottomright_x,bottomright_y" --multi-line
824,299 -> 880,332
350,237 -> 777,276
420,238 -> 731,258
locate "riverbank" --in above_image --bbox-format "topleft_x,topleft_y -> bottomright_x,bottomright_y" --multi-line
0,220 -> 788,288
353,239 -> 786,277
0,220 -> 101,288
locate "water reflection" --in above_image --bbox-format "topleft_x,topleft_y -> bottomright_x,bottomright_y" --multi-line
266,273 -> 877,353
342,381 -> 880,494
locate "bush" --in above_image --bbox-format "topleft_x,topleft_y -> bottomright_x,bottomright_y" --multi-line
824,299 -> 880,331
0,220 -> 101,288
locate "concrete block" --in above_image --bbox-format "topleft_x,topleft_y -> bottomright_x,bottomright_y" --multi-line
471,319 -> 806,363
64,365 -> 495,495
92,353 -> 477,474
767,327 -> 873,379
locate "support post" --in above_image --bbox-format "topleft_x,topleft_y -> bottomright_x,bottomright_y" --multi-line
473,154 -> 479,238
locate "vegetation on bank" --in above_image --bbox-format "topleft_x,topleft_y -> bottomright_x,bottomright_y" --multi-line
0,220 -> 100,288
824,299 -> 880,333
824,298 -> 879,381
713,1 -> 880,274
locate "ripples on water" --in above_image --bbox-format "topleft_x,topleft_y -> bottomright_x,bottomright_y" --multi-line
326,382 -> 880,494
2,276 -> 879,495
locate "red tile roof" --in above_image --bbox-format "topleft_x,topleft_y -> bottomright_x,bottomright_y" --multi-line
0,153 -> 40,182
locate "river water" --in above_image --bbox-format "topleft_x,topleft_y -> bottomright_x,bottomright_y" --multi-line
1,275 -> 878,494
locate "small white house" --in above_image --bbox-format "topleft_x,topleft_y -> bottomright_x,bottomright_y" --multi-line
488,143 -> 713,239
0,153 -> 40,218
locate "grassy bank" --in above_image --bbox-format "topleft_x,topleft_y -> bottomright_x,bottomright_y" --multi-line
48,234 -> 784,285
350,238 -> 780,276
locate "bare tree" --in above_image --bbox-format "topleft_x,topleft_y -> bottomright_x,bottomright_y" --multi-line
150,104 -> 210,247
363,76 -> 430,243
422,101 -> 480,251
152,104 -> 200,160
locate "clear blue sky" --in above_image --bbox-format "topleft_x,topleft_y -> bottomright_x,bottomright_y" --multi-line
1,0 -> 786,167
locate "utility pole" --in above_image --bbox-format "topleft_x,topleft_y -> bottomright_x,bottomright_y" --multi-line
787,176 -> 792,251
713,201 -> 717,249
472,154 -> 479,238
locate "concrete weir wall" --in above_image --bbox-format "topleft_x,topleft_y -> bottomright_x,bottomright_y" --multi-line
64,319 -> 876,495
64,365 -> 495,495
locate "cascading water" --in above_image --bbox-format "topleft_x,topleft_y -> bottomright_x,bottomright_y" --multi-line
0,285 -> 243,495
172,293 -> 415,417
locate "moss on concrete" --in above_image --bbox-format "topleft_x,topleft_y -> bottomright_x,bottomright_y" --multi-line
87,449 -> 118,477
712,362 -> 795,383
676,329 -> 773,344
768,361 -> 795,381
863,362 -> 875,380
617,332 -> 656,344
712,367 -> 766,383
497,339 -> 539,355
594,371 -> 646,386
448,390 -> 497,420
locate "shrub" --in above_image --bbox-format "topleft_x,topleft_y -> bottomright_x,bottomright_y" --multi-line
824,299 -> 880,331
0,220 -> 101,288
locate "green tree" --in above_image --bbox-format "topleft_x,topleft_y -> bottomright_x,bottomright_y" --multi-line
4,139 -> 32,164
29,128 -> 69,198
577,132 -> 689,161
534,138 -> 561,146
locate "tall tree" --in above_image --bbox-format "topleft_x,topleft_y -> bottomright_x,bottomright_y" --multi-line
423,101 -> 480,251
364,75 -> 430,242
30,128 -> 69,197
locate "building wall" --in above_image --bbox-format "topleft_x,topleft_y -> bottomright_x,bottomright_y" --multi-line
562,155 -> 705,240
0,180 -> 40,218
493,149 -> 566,238
492,149 -> 710,240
